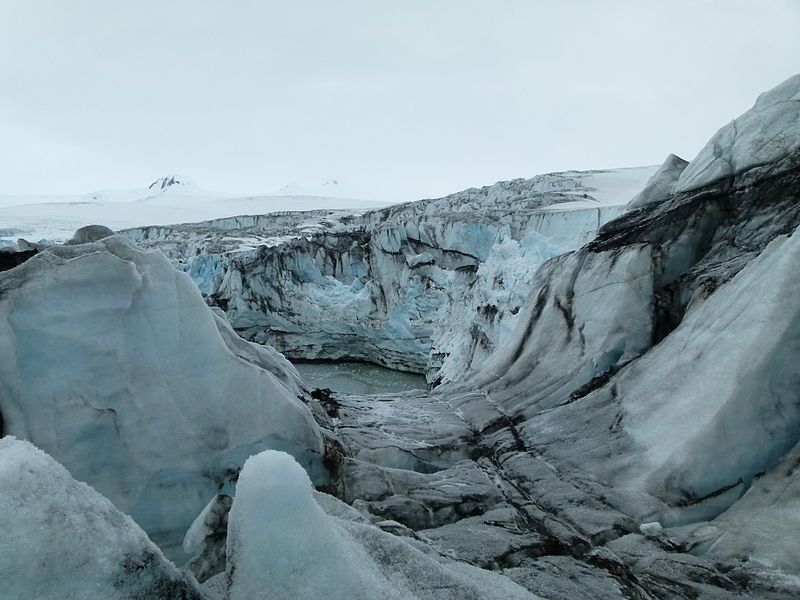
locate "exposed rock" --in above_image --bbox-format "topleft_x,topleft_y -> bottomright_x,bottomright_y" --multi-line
0,248 -> 37,272
66,223 -> 116,244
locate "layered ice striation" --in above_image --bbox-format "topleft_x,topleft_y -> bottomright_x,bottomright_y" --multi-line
125,167 -> 656,383
0,235 -> 325,559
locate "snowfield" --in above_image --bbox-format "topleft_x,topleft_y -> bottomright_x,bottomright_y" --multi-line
0,174 -> 387,246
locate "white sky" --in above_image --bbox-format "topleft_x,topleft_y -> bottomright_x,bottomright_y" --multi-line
1,0 -> 798,201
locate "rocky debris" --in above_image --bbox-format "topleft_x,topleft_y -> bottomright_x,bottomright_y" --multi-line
66,223 -> 115,244
310,387 -> 342,417
184,494 -> 234,583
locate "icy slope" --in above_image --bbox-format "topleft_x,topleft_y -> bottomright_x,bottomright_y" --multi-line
702,439 -> 800,571
465,147 -> 800,504
318,159 -> 800,598
0,437 -> 206,600
127,166 -> 656,383
0,235 -> 326,558
620,230 -> 800,501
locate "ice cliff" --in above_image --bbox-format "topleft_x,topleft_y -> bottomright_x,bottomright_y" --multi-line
124,167 -> 656,383
1,73 -> 800,600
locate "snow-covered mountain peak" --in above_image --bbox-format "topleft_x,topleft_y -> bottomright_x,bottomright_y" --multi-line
275,178 -> 358,198
147,174 -> 200,193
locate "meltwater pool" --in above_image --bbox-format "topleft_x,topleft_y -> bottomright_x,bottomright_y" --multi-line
292,361 -> 427,395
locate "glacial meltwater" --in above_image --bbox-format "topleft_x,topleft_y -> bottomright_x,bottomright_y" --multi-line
292,361 -> 427,395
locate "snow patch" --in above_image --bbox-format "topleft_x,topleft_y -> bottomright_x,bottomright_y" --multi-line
0,437 -> 205,600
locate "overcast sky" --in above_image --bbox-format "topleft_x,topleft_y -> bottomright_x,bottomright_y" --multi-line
1,1 -> 798,200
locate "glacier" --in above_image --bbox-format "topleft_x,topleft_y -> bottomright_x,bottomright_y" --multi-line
1,73 -> 800,599
675,73 -> 800,193
0,173 -> 386,246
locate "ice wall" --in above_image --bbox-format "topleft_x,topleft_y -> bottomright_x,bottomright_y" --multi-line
676,73 -> 800,192
125,168 -> 652,383
463,128 -> 800,530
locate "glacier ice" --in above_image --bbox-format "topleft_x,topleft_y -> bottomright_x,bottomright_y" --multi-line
225,450 -> 401,600
305,75 -> 800,598
627,153 -> 688,209
3,74 -> 800,600
618,231 -> 800,502
0,176 -> 386,245
703,439 -> 800,572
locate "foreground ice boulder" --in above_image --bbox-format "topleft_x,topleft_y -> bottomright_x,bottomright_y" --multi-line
224,450 -> 541,600
0,437 -> 206,600
0,235 -> 325,557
